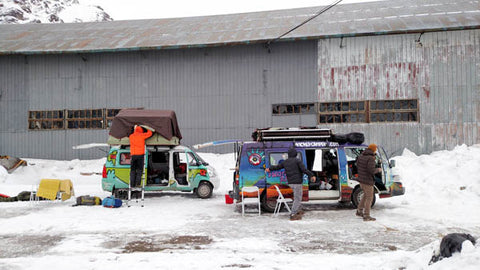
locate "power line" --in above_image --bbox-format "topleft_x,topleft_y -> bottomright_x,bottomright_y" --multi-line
265,0 -> 343,51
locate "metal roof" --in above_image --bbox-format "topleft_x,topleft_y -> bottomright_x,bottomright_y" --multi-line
0,0 -> 479,55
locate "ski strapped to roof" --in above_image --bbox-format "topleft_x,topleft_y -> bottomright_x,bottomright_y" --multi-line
252,127 -> 333,141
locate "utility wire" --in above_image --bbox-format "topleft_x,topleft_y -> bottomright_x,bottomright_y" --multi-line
265,0 -> 343,50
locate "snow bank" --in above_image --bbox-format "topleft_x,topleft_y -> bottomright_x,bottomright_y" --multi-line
0,145 -> 479,270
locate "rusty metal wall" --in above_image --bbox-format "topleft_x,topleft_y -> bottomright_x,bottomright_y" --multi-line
2,29 -> 478,160
318,29 -> 480,155
0,41 -> 317,159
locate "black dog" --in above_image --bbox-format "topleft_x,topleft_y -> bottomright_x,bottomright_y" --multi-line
429,233 -> 477,264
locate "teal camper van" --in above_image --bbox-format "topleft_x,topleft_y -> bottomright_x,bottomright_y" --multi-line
101,109 -> 218,199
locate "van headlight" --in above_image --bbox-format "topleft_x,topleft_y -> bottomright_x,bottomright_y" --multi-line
207,165 -> 217,178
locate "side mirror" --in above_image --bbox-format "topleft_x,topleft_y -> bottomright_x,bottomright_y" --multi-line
389,160 -> 396,168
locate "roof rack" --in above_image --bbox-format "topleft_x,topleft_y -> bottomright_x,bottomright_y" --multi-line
253,127 -> 332,141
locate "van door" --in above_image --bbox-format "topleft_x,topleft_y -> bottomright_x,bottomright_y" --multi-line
173,150 -> 189,186
264,148 -> 292,210
265,149 -> 290,186
376,147 -> 391,191
111,149 -> 131,187
147,150 -> 170,187
305,148 -> 341,200
264,148 -> 310,203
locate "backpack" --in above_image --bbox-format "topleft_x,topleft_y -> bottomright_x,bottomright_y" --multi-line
74,195 -> 102,206
102,196 -> 122,208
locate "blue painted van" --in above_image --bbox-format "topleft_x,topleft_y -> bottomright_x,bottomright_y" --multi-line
230,128 -> 405,212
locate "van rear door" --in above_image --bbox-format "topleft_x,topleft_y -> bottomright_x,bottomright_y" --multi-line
265,148 -> 309,201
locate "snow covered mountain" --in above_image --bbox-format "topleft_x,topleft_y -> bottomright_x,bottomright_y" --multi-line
0,0 -> 112,24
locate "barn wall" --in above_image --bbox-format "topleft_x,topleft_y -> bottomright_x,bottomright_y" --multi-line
0,41 -> 318,159
317,29 -> 480,155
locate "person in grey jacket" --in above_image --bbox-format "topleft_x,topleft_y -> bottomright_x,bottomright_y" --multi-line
265,148 -> 316,220
355,144 -> 382,221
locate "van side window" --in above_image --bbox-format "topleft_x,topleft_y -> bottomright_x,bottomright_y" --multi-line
120,153 -> 131,165
269,152 -> 302,166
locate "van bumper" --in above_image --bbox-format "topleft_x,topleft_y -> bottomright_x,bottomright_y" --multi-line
391,181 -> 405,196
102,180 -> 114,192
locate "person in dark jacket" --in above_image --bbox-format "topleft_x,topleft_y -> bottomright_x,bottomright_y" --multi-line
129,125 -> 153,188
266,148 -> 316,220
355,144 -> 382,221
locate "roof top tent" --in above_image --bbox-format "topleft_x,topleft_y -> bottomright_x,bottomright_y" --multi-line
107,109 -> 182,146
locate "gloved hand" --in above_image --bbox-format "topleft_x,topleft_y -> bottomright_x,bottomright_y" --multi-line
140,125 -> 155,132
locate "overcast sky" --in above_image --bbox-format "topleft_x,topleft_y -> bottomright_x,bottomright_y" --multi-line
80,0 -> 379,21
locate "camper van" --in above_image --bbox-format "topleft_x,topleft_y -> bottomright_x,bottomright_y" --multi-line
101,109 -> 218,199
230,127 -> 405,212
101,145 -> 218,199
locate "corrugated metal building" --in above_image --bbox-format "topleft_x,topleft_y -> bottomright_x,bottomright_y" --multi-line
0,0 -> 479,159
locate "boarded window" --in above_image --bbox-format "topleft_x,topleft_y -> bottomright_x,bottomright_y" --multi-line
28,108 -> 124,131
315,99 -> 419,124
28,110 -> 65,130
318,101 -> 367,123
369,99 -> 418,123
272,103 -> 316,115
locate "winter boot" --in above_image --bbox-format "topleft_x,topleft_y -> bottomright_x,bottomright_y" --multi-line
356,210 -> 364,217
298,210 -> 305,215
363,215 -> 376,221
290,213 -> 302,221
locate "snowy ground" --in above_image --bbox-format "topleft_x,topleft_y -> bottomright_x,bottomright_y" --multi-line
1,145 -> 479,270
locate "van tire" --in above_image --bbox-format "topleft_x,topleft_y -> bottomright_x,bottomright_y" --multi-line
113,187 -> 128,200
351,186 -> 376,208
261,195 -> 277,213
196,182 -> 213,199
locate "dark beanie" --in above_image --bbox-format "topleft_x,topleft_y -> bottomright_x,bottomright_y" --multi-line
288,148 -> 297,158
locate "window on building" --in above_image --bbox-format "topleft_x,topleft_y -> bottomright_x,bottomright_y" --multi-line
272,103 -> 316,115
28,110 -> 65,130
106,108 -> 122,128
28,108 -> 124,130
66,109 -> 104,129
369,99 -> 418,122
318,101 -> 367,123
313,99 -> 419,124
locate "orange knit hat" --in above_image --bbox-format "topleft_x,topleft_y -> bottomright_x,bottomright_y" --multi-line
368,144 -> 377,152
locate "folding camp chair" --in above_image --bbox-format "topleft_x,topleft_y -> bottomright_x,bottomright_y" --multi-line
241,186 -> 261,216
273,185 -> 292,217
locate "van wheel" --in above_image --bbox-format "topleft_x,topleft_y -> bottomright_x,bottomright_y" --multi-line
196,182 -> 213,199
261,195 -> 277,213
351,186 -> 376,208
113,188 -> 127,200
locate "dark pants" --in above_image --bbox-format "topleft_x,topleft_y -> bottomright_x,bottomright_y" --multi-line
130,155 -> 145,187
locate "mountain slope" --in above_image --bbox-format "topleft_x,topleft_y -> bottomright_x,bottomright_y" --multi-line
0,0 -> 112,24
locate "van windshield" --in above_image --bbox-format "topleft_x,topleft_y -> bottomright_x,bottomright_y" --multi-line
190,148 -> 209,166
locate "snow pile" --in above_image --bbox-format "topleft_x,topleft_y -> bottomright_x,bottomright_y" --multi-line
390,144 -> 480,226
0,145 -> 479,269
0,0 -> 112,24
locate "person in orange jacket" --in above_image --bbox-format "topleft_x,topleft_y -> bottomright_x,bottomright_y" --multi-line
129,125 -> 153,188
